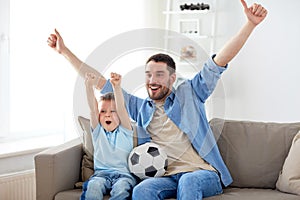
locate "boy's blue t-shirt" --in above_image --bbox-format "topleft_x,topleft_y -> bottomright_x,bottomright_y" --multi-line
92,124 -> 133,173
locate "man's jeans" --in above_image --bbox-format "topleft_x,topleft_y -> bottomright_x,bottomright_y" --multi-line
132,170 -> 223,200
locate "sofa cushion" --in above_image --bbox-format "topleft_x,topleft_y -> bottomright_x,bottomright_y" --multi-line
54,189 -> 109,200
205,188 -> 300,200
276,130 -> 300,195
210,119 -> 300,189
54,188 -> 300,200
77,116 -> 94,182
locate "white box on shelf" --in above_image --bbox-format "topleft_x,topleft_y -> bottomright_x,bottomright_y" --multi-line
179,19 -> 199,36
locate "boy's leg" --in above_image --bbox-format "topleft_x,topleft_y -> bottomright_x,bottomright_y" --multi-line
132,176 -> 177,200
110,174 -> 136,200
177,170 -> 223,200
81,174 -> 110,200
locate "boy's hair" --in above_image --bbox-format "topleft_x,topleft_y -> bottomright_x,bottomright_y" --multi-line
146,53 -> 176,75
100,92 -> 115,101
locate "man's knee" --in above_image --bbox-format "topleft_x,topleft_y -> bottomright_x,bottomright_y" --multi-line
132,183 -> 144,199
132,181 -> 157,200
178,170 -> 222,199
178,172 -> 197,187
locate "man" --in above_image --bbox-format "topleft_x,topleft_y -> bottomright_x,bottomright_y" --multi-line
47,0 -> 267,199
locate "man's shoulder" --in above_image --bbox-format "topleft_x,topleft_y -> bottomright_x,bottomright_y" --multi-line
173,78 -> 193,94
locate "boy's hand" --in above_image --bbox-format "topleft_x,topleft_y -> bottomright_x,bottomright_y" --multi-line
241,0 -> 267,26
110,72 -> 122,88
85,72 -> 99,88
47,29 -> 67,54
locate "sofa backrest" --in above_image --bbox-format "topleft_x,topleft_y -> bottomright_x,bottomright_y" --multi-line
210,118 -> 300,189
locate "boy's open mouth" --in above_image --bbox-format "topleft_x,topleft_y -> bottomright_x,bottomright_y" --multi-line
106,121 -> 112,125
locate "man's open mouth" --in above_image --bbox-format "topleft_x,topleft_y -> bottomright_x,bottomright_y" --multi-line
149,84 -> 161,91
105,121 -> 112,125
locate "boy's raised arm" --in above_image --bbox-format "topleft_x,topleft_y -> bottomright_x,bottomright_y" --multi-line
110,72 -> 132,131
85,73 -> 100,129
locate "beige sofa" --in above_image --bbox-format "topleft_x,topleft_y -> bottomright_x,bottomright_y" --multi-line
35,119 -> 300,200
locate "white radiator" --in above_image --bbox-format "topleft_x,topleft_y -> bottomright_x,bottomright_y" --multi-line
0,170 -> 36,200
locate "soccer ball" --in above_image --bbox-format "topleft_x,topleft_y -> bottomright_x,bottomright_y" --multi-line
128,142 -> 168,179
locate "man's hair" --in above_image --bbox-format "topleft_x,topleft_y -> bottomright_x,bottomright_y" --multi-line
146,53 -> 176,74
99,92 -> 115,101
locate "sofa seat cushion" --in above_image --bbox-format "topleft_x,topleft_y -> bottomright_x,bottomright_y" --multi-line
54,189 -> 176,200
206,188 -> 300,200
54,189 -> 110,200
54,188 -> 299,200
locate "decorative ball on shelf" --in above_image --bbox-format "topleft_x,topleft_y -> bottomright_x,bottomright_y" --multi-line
180,3 -> 189,11
200,3 -> 210,10
128,142 -> 168,180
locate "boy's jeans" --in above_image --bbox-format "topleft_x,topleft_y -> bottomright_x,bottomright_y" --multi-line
132,170 -> 223,200
81,170 -> 136,200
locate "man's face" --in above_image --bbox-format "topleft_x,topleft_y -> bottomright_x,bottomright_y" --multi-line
145,61 -> 176,102
98,100 -> 120,132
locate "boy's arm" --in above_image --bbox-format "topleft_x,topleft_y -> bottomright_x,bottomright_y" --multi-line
213,0 -> 268,67
85,73 -> 99,129
47,29 -> 106,90
110,73 -> 132,131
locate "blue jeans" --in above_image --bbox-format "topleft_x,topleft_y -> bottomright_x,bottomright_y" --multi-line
132,170 -> 223,200
81,170 -> 136,200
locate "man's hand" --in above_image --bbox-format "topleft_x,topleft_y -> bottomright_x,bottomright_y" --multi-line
213,1 -> 267,67
47,29 -> 67,54
241,0 -> 268,26
110,72 -> 122,88
47,29 -> 107,90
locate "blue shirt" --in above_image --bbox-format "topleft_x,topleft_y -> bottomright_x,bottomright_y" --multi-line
101,55 -> 233,186
92,124 -> 133,173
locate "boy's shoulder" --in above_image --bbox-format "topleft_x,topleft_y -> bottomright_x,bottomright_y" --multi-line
117,124 -> 134,136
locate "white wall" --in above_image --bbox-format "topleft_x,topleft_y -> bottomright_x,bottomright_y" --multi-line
214,0 -> 300,122
0,0 -> 10,136
0,0 -> 156,173
6,0 -> 149,143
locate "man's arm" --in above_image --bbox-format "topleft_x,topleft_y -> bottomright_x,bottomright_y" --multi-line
213,0 -> 268,67
47,29 -> 106,89
110,72 -> 132,131
85,73 -> 99,129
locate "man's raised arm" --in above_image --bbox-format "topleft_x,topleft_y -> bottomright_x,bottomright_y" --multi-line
213,0 -> 268,67
47,29 -> 106,89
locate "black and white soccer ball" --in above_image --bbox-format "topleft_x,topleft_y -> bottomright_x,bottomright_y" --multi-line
128,142 -> 168,179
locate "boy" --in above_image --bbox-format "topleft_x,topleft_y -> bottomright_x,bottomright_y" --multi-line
81,72 -> 136,200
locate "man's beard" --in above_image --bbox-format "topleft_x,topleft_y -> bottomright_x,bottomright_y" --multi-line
147,81 -> 171,101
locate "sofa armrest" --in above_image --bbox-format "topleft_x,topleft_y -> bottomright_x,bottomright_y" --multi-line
34,138 -> 83,200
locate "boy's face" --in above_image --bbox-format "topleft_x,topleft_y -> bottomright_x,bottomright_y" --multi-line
145,61 -> 176,102
98,100 -> 120,132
